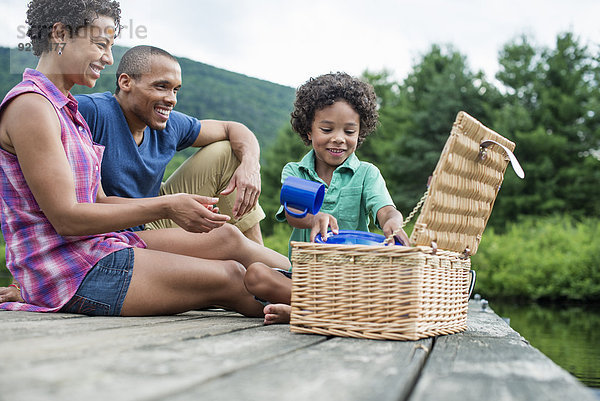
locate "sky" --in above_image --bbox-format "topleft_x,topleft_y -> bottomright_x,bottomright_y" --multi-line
1,0 -> 599,88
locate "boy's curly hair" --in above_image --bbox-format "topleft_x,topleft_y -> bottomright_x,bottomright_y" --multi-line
291,72 -> 379,147
26,0 -> 121,56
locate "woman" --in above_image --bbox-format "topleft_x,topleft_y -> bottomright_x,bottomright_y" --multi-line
0,0 -> 290,317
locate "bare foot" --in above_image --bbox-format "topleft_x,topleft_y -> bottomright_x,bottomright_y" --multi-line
263,303 -> 291,325
0,286 -> 24,303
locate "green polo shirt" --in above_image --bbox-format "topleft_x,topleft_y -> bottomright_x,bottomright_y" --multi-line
276,150 -> 395,255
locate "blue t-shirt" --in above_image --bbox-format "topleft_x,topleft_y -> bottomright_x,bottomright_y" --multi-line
76,92 -> 200,230
76,92 -> 200,198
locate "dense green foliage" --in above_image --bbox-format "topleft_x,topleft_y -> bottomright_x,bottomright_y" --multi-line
0,46 -> 295,149
472,215 -> 600,301
0,237 -> 6,286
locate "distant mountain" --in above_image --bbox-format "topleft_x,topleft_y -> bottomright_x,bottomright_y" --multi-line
0,46 -> 295,150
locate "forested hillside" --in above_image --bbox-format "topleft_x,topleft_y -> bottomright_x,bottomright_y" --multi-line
0,46 -> 295,150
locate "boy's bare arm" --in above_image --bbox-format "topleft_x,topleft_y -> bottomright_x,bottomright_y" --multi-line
377,206 -> 410,245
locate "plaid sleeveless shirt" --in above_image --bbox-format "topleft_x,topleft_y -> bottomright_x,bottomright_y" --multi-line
0,69 -> 146,312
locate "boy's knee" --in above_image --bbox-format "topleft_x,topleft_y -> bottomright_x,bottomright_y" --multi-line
244,262 -> 268,293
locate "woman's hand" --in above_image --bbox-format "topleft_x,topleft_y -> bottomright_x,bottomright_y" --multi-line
165,194 -> 231,233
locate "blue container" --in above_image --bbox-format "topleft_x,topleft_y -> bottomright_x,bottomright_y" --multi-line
280,176 -> 325,218
314,230 -> 403,246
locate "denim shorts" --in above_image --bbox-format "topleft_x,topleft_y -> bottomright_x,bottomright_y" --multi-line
60,248 -> 134,316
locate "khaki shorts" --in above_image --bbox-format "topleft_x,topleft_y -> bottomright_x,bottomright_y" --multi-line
145,140 -> 265,233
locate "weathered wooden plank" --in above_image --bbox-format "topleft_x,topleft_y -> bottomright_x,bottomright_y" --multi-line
0,319 -> 325,401
166,335 -> 433,401
1,302 -> 594,401
0,314 -> 262,361
0,309 -> 234,338
408,302 -> 597,401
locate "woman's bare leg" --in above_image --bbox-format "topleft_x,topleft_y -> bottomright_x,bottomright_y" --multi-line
137,224 -> 290,270
120,247 -> 264,317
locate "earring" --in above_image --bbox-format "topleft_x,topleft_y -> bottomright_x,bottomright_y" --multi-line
58,49 -> 62,56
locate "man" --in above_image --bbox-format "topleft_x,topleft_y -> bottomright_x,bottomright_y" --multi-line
0,45 -> 266,303
84,45 -> 265,241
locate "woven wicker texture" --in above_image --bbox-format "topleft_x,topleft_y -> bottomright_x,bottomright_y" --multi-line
290,243 -> 470,340
290,111 -> 513,340
410,111 -> 515,255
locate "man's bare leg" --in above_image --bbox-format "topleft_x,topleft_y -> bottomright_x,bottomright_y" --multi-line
138,224 -> 290,271
243,223 -> 263,245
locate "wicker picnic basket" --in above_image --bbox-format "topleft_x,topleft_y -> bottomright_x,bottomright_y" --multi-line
289,111 -> 522,341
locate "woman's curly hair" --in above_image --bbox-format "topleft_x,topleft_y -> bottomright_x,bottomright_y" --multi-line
26,0 -> 121,56
290,72 -> 379,148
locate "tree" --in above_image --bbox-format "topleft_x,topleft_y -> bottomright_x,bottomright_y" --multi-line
363,45 -> 500,218
492,33 -> 600,224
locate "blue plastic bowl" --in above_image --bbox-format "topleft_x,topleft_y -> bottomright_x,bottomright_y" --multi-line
314,230 -> 403,246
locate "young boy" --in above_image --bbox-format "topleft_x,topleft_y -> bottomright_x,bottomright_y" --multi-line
244,72 -> 410,324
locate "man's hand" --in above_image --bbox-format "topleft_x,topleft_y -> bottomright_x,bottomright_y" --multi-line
220,161 -> 261,219
0,285 -> 24,303
166,194 -> 230,233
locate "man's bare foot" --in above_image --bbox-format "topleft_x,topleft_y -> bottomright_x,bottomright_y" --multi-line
0,286 -> 24,303
263,303 -> 291,325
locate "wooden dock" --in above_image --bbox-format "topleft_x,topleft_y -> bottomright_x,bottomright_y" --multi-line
0,300 -> 596,401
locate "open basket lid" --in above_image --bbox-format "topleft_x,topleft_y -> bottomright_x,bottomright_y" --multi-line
409,111 -> 522,255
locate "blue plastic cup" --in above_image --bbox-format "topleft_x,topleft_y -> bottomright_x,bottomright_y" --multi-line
280,176 -> 325,218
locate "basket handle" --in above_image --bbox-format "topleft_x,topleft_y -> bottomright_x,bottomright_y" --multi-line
468,270 -> 477,299
479,140 -> 525,179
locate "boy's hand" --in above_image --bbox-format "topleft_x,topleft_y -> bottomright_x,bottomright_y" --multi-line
382,217 -> 410,246
310,212 -> 339,242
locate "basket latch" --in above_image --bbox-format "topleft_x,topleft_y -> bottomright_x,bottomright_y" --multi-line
479,140 -> 525,179
460,247 -> 471,260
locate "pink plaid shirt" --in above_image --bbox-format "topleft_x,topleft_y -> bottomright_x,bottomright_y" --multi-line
0,69 -> 146,312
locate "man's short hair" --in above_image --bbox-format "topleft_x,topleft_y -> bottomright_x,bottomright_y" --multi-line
115,45 -> 178,93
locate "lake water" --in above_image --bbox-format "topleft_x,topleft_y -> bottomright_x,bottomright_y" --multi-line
491,300 -> 600,396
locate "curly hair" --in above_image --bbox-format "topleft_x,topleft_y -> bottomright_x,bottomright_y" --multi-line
26,0 -> 121,56
290,72 -> 379,148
